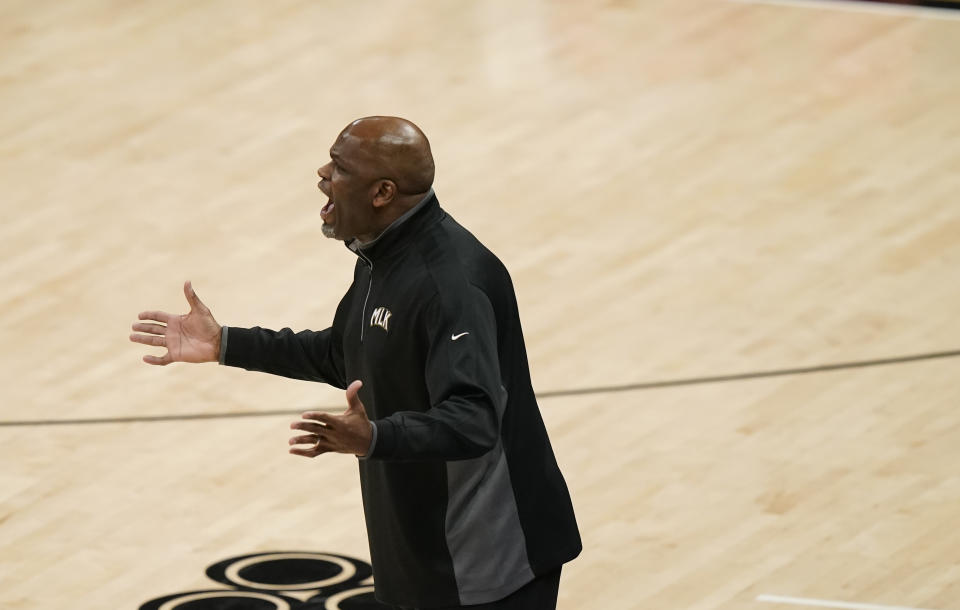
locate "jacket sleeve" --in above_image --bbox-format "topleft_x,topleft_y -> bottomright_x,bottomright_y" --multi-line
222,325 -> 347,389
369,287 -> 504,461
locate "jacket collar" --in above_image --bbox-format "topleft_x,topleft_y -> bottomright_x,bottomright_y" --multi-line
346,190 -> 441,262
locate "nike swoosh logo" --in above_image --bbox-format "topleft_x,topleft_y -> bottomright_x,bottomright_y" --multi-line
451,332 -> 470,341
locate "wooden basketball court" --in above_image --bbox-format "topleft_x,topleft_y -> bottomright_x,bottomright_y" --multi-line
2,1 -> 959,608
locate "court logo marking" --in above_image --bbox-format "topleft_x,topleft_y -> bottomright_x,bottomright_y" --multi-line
139,550 -> 390,609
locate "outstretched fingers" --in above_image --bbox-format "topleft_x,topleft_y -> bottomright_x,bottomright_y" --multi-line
300,411 -> 338,428
143,353 -> 173,366
289,432 -> 334,457
290,445 -> 328,458
130,318 -> 167,349
132,312 -> 172,364
130,332 -> 166,347
289,413 -> 340,458
289,434 -> 319,446
138,310 -> 171,323
132,322 -> 166,335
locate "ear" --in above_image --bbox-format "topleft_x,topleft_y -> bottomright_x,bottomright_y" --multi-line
371,180 -> 398,209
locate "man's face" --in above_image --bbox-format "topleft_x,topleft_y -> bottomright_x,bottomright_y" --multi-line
316,131 -> 377,242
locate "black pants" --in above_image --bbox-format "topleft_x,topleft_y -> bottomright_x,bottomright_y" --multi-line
401,567 -> 562,610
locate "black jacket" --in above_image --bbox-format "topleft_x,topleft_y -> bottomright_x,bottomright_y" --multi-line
222,193 -> 581,607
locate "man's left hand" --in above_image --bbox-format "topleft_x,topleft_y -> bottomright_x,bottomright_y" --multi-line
289,380 -> 373,458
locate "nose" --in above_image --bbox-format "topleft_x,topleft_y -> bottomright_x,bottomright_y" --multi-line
317,163 -> 332,180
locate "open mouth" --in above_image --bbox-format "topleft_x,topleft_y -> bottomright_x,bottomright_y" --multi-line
320,200 -> 335,223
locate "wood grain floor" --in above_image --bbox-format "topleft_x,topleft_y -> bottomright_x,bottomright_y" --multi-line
2,1 -> 959,608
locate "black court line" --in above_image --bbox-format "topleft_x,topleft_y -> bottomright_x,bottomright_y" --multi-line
731,0 -> 960,20
842,0 -> 960,8
535,348 -> 960,397
2,349 -> 958,427
0,408 -> 333,427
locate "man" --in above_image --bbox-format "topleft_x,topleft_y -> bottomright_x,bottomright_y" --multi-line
130,117 -> 581,609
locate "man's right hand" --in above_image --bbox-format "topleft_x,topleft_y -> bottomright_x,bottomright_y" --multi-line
130,280 -> 222,366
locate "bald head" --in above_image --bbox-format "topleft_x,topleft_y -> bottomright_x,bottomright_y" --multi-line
337,116 -> 435,195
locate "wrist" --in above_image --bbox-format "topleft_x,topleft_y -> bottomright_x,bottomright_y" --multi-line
215,326 -> 227,364
358,421 -> 377,459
